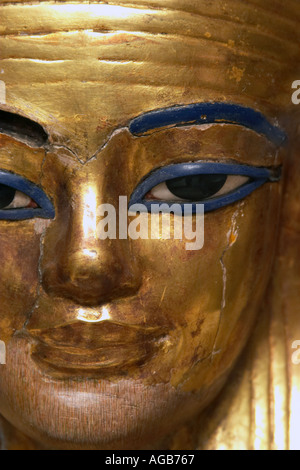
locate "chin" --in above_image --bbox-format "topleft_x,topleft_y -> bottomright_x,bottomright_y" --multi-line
0,335 -> 224,450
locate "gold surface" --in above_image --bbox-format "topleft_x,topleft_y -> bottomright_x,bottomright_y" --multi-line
0,0 -> 299,450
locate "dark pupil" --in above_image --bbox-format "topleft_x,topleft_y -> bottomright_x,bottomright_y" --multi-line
166,174 -> 227,200
0,184 -> 16,209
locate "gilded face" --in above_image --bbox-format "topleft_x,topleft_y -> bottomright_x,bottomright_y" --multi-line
0,2 -> 295,449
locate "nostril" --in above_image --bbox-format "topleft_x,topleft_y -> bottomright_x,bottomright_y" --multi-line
41,245 -> 142,307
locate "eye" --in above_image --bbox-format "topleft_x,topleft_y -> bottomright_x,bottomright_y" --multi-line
0,184 -> 38,210
0,171 -> 55,220
145,174 -> 249,202
129,163 -> 281,214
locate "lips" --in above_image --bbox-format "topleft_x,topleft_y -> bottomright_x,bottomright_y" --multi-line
26,321 -> 168,375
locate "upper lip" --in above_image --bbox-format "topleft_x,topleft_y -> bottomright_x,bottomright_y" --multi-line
27,320 -> 168,351
22,321 -> 169,372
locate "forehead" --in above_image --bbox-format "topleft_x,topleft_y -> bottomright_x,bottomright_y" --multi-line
0,2 -> 298,160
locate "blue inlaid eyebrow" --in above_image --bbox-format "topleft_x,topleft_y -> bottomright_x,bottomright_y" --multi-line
129,102 -> 287,147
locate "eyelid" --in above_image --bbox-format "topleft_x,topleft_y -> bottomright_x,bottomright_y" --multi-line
0,170 -> 55,220
129,162 -> 281,214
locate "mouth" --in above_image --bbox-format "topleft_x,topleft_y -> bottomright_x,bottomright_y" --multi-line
25,321 -> 168,377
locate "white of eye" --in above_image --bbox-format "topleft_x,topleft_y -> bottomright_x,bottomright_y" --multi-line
212,175 -> 249,197
4,190 -> 34,209
146,175 -> 250,201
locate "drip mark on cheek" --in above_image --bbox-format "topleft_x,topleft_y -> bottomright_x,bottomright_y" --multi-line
220,256 -> 227,311
34,219 -> 51,235
220,207 -> 241,309
210,206 -> 242,360
21,228 -> 47,330
227,216 -> 239,247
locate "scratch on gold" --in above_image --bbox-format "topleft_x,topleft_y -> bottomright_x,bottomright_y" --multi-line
159,286 -> 167,307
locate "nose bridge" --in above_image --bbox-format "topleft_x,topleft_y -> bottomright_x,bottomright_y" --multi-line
63,182 -> 128,277
42,168 -> 141,306
66,182 -> 105,269
73,183 -> 101,256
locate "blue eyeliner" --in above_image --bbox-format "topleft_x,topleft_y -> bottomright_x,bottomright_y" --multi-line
0,171 -> 55,220
129,102 -> 287,147
129,162 -> 281,214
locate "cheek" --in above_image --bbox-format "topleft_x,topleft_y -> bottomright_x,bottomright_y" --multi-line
182,185 -> 281,391
132,184 -> 280,389
130,205 -> 235,386
215,184 -> 281,346
0,221 -> 42,343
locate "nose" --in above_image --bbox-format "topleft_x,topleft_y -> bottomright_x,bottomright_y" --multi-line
41,184 -> 141,307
